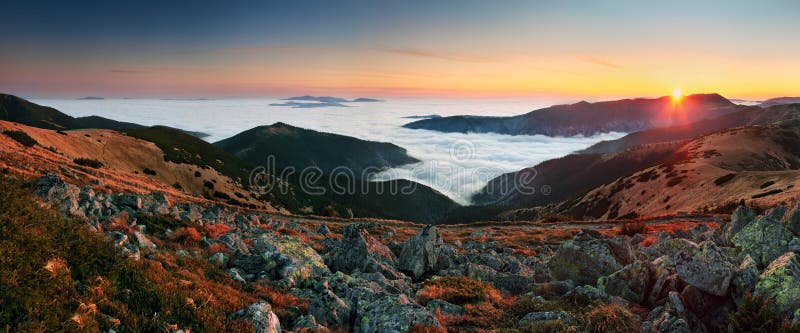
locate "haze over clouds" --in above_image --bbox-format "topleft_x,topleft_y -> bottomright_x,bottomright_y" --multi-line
32,98 -> 624,203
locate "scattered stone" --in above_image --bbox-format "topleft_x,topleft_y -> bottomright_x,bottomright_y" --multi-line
734,214 -> 797,267
232,301 -> 281,333
398,225 -> 443,279
598,260 -> 651,303
754,252 -> 800,317
548,229 -> 632,284
674,241 -> 735,296
518,311 -> 574,326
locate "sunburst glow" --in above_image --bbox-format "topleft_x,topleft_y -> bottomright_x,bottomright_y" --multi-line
672,88 -> 682,102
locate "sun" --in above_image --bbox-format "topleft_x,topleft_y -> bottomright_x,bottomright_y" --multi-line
672,88 -> 682,101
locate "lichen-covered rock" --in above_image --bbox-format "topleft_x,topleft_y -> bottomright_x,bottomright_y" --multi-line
782,201 -> 800,236
734,215 -> 797,267
398,225 -> 442,279
680,285 -> 733,330
642,292 -> 697,333
293,315 -> 330,333
754,252 -> 800,317
598,260 -> 651,303
232,301 -> 281,333
674,241 -> 735,296
425,299 -> 463,316
518,311 -> 574,326
252,234 -> 329,288
309,289 -> 351,329
354,295 -> 440,333
732,254 -> 759,304
548,229 -> 632,284
323,224 -> 400,279
208,252 -> 228,267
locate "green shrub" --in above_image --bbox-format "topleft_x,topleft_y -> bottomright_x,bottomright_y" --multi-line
74,158 -> 104,168
2,130 -> 38,147
583,303 -> 641,333
726,292 -> 800,333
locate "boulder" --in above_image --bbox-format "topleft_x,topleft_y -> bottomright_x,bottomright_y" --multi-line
397,225 -> 443,279
353,295 -> 440,333
734,214 -> 797,267
781,202 -> 800,236
425,299 -> 463,316
681,285 -> 734,330
598,260 -> 651,303
732,254 -> 759,304
754,252 -> 800,318
309,289 -> 352,328
252,234 -> 330,288
293,315 -> 330,333
674,241 -> 735,296
208,252 -> 229,267
548,230 -> 633,284
641,292 -> 698,333
518,311 -> 574,326
323,224 -> 400,279
232,301 -> 281,333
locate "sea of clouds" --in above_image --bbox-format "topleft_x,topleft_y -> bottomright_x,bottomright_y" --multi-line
32,98 -> 625,204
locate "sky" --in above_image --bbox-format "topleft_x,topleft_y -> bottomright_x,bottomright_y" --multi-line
2,0 -> 800,99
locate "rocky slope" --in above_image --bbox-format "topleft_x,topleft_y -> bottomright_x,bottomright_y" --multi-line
404,93 -> 742,137
6,170 -> 799,332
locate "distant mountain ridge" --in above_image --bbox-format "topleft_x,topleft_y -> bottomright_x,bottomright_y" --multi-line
403,93 -> 742,137
580,103 -> 800,154
284,95 -> 383,103
0,94 -> 144,131
760,97 -> 800,108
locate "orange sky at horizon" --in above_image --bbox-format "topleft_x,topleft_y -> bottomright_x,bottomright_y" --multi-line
3,2 -> 800,100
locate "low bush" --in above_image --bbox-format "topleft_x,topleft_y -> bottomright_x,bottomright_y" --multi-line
3,130 -> 38,147
74,158 -> 104,168
583,303 -> 641,333
727,292 -> 800,333
142,167 -> 157,175
618,222 -> 647,236
417,276 -> 499,305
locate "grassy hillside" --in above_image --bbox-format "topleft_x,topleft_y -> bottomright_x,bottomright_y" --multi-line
582,103 -> 800,154
125,126 -> 252,183
0,177 -> 280,332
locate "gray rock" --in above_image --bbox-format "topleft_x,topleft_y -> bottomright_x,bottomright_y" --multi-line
232,301 -> 281,333
309,289 -> 351,328
548,229 -> 632,284
252,234 -> 330,288
734,214 -> 797,267
425,299 -> 463,316
782,202 -> 800,236
293,315 -> 328,332
354,295 -> 441,333
323,224 -> 400,280
642,291 -> 697,333
398,225 -> 442,279
518,311 -> 573,326
598,260 -> 651,303
133,231 -> 157,250
674,241 -> 735,296
732,254 -> 759,304
208,252 -> 229,267
754,252 -> 800,318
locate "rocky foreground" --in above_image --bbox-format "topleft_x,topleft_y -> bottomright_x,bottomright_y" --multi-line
28,173 -> 800,332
